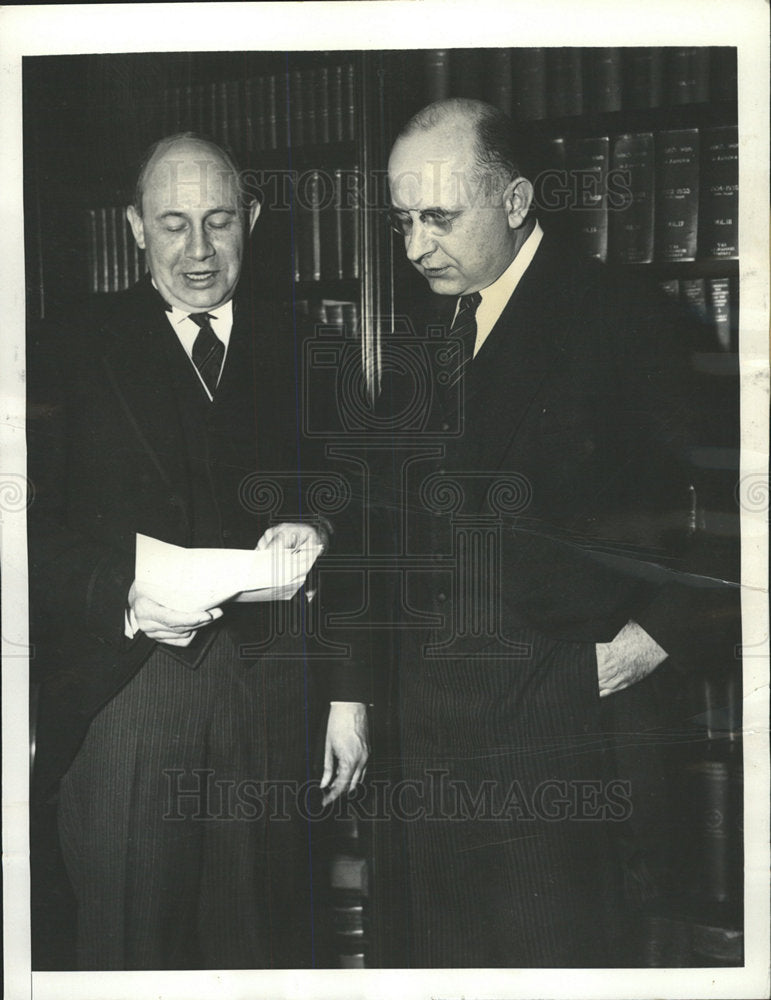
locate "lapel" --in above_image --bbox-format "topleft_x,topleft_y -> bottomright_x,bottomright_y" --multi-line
96,277 -> 191,489
442,238 -> 568,481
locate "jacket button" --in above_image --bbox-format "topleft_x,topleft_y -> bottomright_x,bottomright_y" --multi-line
441,422 -> 450,432
437,592 -> 447,602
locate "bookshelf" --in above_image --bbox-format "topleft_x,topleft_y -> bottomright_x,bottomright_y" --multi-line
23,45 -> 742,969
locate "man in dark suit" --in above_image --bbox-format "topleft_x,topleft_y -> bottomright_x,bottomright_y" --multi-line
379,98 -> 735,966
28,133 -> 369,970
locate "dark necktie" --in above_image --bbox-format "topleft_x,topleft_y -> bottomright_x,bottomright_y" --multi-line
446,291 -> 482,387
189,312 -> 225,395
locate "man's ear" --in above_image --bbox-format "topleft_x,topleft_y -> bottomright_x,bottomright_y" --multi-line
503,177 -> 534,230
247,198 -> 261,235
126,205 -> 146,249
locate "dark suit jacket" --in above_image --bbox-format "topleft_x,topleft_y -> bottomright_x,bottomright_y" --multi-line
378,234 -> 740,663
28,275 -> 370,804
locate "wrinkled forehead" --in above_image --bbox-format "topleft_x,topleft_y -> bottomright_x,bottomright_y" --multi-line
388,132 -> 492,213
143,147 -> 241,213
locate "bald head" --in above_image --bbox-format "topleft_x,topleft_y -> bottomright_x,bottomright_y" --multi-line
388,99 -> 535,296
127,134 -> 259,312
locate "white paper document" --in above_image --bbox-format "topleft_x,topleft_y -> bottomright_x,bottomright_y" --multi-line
135,533 -> 323,613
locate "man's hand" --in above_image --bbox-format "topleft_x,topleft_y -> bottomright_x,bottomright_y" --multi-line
128,581 -> 223,646
256,522 -> 328,552
596,620 -> 667,698
320,702 -> 369,806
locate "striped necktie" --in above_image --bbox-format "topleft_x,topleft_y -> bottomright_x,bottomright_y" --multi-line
446,291 -> 482,387
189,312 -> 224,395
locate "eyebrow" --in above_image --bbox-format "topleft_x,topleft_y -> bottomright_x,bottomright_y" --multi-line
157,208 -> 237,220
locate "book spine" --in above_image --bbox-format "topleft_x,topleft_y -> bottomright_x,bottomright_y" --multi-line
699,126 -> 739,259
424,50 -> 451,103
226,80 -> 240,153
568,136 -> 609,261
450,48 -> 484,100
316,66 -> 330,144
116,206 -> 129,291
104,208 -> 120,292
343,63 -> 356,141
339,169 -> 360,279
297,170 -> 323,281
623,47 -> 663,109
586,47 -> 622,114
547,48 -> 583,118
330,64 -> 344,143
659,278 -> 680,300
708,277 -> 734,351
303,68 -> 318,146
512,48 -> 546,120
486,48 -> 512,115
332,168 -> 346,280
680,277 -> 709,324
289,68 -> 304,147
266,74 -> 278,150
86,209 -> 98,294
655,128 -> 700,262
709,46 -> 737,103
609,132 -> 655,264
683,755 -> 741,904
666,47 -> 710,105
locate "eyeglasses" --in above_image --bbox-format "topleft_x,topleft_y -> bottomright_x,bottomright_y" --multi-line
388,208 -> 460,238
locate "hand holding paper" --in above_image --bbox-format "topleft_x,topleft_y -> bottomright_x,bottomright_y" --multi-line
134,527 -> 324,643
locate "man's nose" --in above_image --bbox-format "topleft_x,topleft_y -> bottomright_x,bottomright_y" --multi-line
405,220 -> 436,263
186,224 -> 214,260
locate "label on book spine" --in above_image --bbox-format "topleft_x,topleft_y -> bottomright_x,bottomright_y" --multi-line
655,128 -> 700,262
568,136 -> 609,261
708,277 -> 734,351
666,47 -> 710,105
699,126 -> 738,259
609,133 -> 655,264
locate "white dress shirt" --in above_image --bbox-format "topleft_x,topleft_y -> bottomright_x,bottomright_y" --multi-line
458,219 -> 544,358
165,299 -> 234,400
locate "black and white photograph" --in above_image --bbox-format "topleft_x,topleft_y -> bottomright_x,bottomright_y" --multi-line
1,3 -> 768,999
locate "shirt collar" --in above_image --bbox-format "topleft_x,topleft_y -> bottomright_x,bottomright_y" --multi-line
167,298 -> 233,329
478,219 -> 543,311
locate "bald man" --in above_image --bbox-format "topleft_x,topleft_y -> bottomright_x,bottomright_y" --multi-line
378,99 -> 732,966
28,134 -> 369,970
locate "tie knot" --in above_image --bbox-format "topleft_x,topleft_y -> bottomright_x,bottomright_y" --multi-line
189,312 -> 213,330
458,291 -> 482,316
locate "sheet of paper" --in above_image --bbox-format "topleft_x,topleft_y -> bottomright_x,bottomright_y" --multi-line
135,533 -> 322,613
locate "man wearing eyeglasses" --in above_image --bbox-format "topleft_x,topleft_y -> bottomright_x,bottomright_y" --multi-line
379,98 -> 736,967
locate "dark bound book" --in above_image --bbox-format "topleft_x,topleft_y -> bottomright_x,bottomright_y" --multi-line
623,47 -> 663,109
511,48 -> 546,120
330,64 -> 344,143
316,66 -> 330,144
302,68 -> 318,146
343,63 -> 356,141
699,125 -> 739,259
609,132 -> 655,263
568,135 -> 610,261
265,74 -> 278,150
289,68 -> 304,147
245,76 -> 265,153
655,128 -> 700,262
334,168 -> 360,280
296,170 -> 323,282
86,209 -> 98,294
486,48 -> 512,115
424,50 -> 450,103
547,48 -> 583,117
586,47 -> 622,113
666,47 -> 710,105
708,277 -> 734,351
681,277 -> 709,324
710,46 -> 738,103
450,48 -> 484,100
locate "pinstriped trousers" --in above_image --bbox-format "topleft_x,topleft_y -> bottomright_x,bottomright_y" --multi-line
57,629 -> 313,970
397,630 -> 623,967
